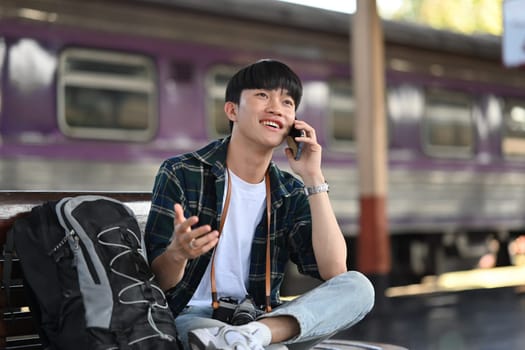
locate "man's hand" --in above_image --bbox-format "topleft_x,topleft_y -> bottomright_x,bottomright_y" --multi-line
285,120 -> 325,186
167,203 -> 219,260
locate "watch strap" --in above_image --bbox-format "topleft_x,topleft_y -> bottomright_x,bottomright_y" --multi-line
304,182 -> 329,196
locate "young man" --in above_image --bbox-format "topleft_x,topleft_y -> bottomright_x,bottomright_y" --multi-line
145,59 -> 374,350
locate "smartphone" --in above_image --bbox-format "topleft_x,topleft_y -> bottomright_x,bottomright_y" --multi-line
286,125 -> 305,160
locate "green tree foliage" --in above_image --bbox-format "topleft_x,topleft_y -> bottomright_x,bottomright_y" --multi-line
391,0 -> 503,35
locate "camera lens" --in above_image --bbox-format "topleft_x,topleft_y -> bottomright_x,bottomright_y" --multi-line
231,298 -> 259,325
231,312 -> 255,325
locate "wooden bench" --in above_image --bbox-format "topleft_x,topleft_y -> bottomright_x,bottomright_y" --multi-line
0,191 -> 407,350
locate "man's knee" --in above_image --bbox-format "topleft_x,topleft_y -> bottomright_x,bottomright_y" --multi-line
336,271 -> 375,312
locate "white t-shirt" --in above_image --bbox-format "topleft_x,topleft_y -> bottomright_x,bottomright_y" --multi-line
188,170 -> 266,307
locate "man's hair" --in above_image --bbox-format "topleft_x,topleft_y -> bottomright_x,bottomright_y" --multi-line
225,59 -> 303,111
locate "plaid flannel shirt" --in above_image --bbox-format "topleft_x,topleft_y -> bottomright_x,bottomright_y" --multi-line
145,137 -> 321,316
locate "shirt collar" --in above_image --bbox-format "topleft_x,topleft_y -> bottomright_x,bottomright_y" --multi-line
191,136 -> 229,178
191,136 -> 295,204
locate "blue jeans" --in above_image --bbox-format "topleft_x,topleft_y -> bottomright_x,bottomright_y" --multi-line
175,271 -> 374,350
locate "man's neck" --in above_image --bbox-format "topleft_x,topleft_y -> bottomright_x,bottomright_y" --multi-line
226,137 -> 272,184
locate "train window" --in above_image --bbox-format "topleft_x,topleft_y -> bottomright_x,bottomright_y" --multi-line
57,48 -> 157,141
502,99 -> 525,156
205,65 -> 239,137
422,88 -> 474,157
328,81 -> 355,147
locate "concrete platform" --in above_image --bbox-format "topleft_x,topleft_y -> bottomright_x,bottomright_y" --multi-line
337,286 -> 525,350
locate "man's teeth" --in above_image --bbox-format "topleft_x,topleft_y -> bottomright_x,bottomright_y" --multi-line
261,121 -> 279,128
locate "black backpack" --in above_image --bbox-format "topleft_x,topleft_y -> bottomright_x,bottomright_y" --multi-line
5,195 -> 180,350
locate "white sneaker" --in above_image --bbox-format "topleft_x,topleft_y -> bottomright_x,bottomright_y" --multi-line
188,325 -> 265,350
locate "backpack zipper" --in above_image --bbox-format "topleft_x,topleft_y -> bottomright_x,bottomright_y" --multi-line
59,202 -> 101,285
68,230 -> 101,285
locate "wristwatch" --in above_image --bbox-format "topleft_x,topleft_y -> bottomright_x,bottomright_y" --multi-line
304,182 -> 329,196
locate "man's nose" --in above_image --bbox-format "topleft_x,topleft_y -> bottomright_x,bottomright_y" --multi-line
266,97 -> 283,115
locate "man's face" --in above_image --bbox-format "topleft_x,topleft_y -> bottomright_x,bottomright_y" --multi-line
229,88 -> 296,147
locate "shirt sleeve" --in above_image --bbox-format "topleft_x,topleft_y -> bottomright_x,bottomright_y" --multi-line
144,159 -> 187,265
287,189 -> 322,280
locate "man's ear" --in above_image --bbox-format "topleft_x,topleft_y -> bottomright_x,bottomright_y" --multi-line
224,101 -> 237,123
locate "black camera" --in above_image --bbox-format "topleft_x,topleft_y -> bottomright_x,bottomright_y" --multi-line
212,296 -> 263,325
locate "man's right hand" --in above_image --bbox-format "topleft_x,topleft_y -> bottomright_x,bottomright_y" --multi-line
168,203 -> 219,260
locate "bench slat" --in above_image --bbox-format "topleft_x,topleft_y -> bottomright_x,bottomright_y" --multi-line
4,315 -> 37,337
5,335 -> 42,350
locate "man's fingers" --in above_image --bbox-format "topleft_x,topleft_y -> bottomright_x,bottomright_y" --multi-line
173,203 -> 199,234
173,203 -> 186,225
187,231 -> 219,254
171,203 -> 218,257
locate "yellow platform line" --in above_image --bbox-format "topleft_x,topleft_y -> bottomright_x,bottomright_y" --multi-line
386,265 -> 525,297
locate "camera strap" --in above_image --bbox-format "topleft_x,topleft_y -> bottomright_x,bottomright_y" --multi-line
211,168 -> 273,313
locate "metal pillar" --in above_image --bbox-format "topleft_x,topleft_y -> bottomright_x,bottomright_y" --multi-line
351,0 -> 391,307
